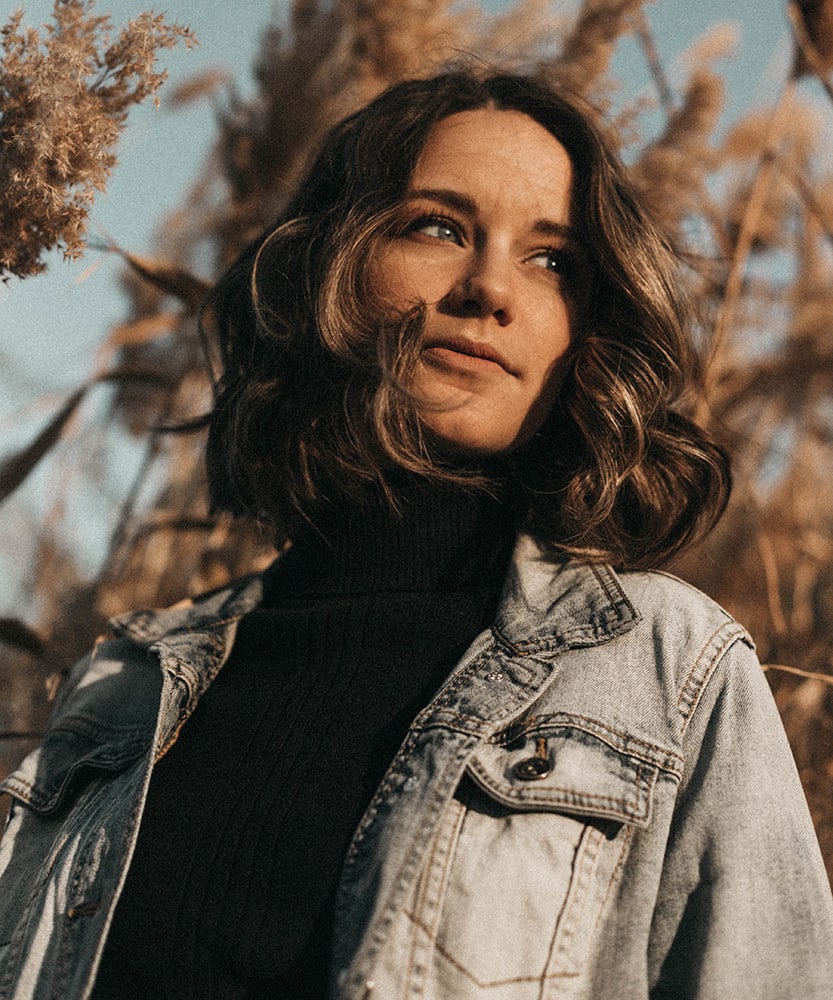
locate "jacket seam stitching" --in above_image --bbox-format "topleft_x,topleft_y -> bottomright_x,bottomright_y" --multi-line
677,624 -> 747,733
466,756 -> 651,817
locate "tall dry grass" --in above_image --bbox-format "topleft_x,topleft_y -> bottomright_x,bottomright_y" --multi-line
2,0 -> 833,875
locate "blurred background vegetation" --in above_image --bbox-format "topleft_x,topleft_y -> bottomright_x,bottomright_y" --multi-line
2,0 -> 833,878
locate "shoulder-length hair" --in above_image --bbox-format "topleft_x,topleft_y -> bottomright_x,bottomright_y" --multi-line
204,70 -> 730,568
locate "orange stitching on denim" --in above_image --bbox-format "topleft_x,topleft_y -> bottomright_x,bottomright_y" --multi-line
431,938 -> 581,985
490,624 -> 536,656
429,800 -> 466,935
404,828 -> 437,985
488,717 -> 543,746
593,824 -> 633,937
678,627 -> 721,709
486,711 -> 683,776
468,756 -> 647,814
2,775 -> 33,792
555,713 -> 682,767
590,564 -> 637,622
403,798 -> 465,936
432,650 -> 495,707
546,823 -> 604,978
677,625 -> 747,732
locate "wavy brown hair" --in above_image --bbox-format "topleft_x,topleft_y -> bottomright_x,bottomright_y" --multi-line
204,70 -> 730,568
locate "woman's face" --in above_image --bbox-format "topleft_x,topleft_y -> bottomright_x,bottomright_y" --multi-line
374,107 -> 581,456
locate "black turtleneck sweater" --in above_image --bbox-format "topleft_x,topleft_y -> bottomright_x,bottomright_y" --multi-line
92,479 -> 517,1000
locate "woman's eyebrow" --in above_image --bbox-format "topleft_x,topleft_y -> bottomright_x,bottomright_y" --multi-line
405,187 -> 579,244
405,187 -> 477,215
530,219 -> 580,245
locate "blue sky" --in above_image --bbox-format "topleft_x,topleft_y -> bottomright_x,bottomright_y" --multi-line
0,0 -> 812,606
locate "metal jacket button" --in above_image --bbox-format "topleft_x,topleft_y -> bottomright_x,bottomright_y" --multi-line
513,756 -> 551,780
513,737 -> 551,780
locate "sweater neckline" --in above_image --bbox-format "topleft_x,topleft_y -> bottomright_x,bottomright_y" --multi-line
261,474 -> 519,602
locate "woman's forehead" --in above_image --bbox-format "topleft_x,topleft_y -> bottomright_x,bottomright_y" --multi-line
408,109 -> 574,226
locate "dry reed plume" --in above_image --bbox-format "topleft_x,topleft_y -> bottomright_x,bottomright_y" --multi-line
2,0 -> 833,879
0,0 -> 193,278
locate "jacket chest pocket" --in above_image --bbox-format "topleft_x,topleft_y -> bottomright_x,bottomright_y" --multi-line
400,718 -> 669,999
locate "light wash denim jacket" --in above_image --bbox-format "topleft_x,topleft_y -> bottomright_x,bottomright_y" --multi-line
1,535 -> 832,999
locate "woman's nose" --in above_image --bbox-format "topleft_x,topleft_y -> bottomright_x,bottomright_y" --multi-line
443,252 -> 515,326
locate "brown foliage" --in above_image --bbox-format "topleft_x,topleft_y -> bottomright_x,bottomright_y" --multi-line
792,0 -> 833,76
0,388 -> 87,504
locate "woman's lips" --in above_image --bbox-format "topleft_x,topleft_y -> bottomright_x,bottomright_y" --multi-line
422,338 -> 517,375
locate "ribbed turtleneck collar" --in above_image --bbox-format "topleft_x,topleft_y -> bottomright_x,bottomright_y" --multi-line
260,474 -> 519,603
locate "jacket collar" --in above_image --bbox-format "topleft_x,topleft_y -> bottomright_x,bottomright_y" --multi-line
111,534 -> 638,658
493,535 -> 639,655
110,573 -> 264,644
106,535 -> 640,736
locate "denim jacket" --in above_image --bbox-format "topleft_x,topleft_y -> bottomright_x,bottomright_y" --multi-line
1,534 -> 832,999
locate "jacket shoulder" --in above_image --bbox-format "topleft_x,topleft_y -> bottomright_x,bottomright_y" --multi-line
609,567 -> 758,731
525,564 -> 759,756
616,568 -> 752,644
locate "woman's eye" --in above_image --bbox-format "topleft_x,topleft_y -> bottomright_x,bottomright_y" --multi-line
530,248 -> 568,274
412,217 -> 462,244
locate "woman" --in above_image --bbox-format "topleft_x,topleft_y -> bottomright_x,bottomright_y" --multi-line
1,71 -> 831,1000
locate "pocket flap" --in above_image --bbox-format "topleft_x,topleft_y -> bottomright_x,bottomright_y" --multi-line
0,725 -> 151,816
0,638 -> 162,815
467,715 -> 680,828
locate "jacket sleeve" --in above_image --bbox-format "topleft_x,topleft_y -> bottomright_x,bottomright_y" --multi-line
649,636 -> 833,999
0,651 -> 96,976
0,638 -> 164,1000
